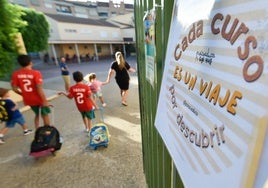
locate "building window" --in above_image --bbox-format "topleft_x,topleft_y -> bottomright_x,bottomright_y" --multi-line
98,12 -> 108,18
56,5 -> 72,14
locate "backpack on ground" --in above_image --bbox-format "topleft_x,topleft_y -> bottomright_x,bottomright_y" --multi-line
29,125 -> 62,157
29,107 -> 62,158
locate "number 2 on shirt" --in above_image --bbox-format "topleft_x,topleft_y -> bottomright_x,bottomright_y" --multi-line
76,92 -> 84,104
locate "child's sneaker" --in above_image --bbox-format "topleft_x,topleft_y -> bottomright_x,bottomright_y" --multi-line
23,129 -> 33,136
102,103 -> 107,107
0,137 -> 5,144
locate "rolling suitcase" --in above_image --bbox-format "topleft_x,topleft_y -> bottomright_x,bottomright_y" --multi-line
29,107 -> 62,158
88,108 -> 110,150
29,125 -> 62,157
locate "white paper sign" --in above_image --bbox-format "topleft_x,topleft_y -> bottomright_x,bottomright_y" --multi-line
155,0 -> 268,187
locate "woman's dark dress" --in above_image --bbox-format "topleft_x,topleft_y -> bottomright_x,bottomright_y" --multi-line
111,61 -> 131,90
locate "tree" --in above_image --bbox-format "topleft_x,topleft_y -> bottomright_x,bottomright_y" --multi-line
20,9 -> 50,52
0,2 -> 50,79
0,0 -> 26,78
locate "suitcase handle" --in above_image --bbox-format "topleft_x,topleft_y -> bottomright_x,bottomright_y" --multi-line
99,107 -> 104,122
93,107 -> 104,124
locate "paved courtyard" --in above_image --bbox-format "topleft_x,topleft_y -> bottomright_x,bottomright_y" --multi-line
0,57 -> 147,188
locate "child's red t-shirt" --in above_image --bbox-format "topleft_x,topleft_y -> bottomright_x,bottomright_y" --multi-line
68,83 -> 94,112
11,69 -> 44,106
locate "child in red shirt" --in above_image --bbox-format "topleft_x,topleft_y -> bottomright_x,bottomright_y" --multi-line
59,71 -> 97,132
11,55 -> 51,128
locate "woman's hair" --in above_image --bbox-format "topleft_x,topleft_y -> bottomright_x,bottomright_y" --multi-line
115,51 -> 125,70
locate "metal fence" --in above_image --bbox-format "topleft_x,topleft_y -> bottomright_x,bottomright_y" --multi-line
134,0 -> 184,187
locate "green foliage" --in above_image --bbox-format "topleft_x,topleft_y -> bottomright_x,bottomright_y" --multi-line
20,9 -> 50,52
0,1 -> 50,79
0,0 -> 26,79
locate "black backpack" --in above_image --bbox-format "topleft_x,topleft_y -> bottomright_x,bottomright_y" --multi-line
0,100 -> 10,122
30,126 -> 62,153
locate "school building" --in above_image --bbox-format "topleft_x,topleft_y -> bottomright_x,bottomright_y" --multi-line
9,0 -> 135,64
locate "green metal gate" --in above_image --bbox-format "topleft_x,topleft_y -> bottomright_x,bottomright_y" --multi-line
134,0 -> 184,187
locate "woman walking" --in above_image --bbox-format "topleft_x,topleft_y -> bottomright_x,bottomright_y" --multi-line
106,52 -> 136,106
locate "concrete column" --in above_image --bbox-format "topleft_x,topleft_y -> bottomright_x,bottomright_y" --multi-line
94,44 -> 98,61
123,43 -> 126,59
51,44 -> 58,65
110,44 -> 113,59
74,43 -> 81,64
